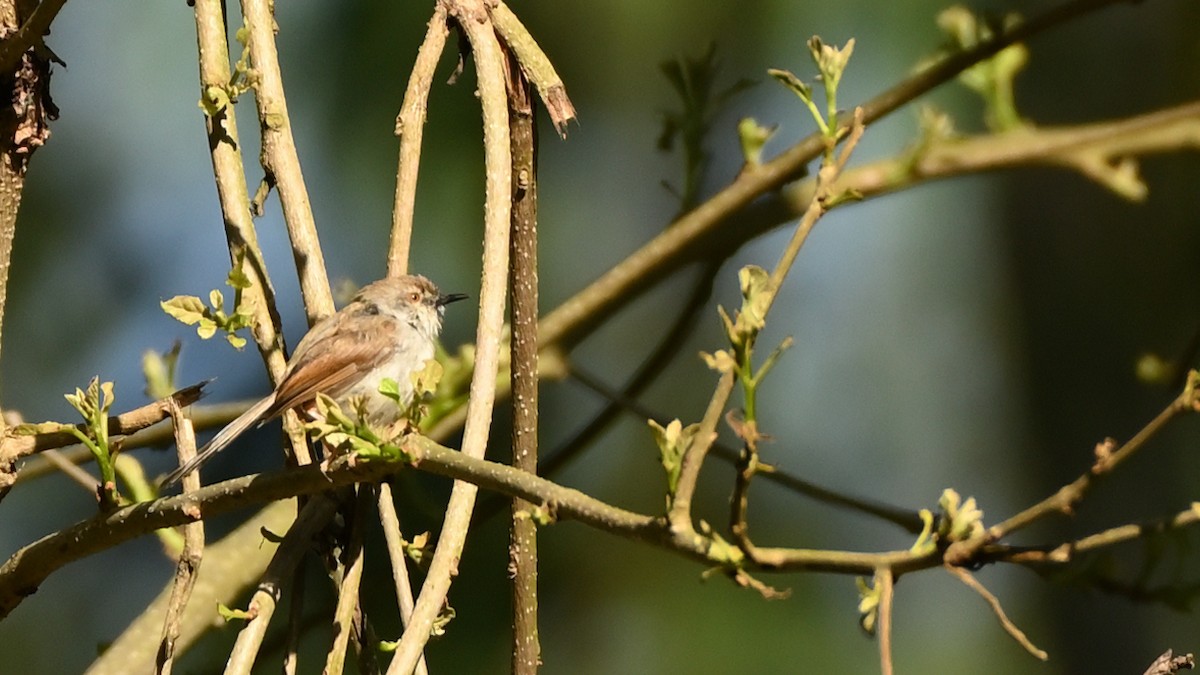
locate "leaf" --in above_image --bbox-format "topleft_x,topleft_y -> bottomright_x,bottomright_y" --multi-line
737,117 -> 776,167
738,265 -> 771,332
378,377 -> 402,403
768,68 -> 812,103
217,603 -> 254,622
649,418 -> 700,496
161,296 -> 209,327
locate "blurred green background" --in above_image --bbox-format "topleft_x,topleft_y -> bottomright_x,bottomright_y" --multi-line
1,0 -> 1198,672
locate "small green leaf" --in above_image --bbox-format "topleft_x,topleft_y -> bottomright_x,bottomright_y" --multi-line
217,603 -> 254,622
737,117 -> 776,167
649,418 -> 701,497
768,68 -> 812,103
208,288 -> 224,310
856,575 -> 881,636
378,377 -> 402,402
161,296 -> 209,327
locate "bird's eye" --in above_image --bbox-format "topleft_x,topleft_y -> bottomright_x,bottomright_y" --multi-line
408,292 -> 421,303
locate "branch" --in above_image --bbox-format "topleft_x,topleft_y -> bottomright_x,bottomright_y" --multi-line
490,1 -> 575,137
507,50 -> 540,674
387,0 -> 513,671
534,0 -> 1148,354
155,397 -> 204,675
191,0 -> 289,383
225,495 -> 340,675
0,435 -> 946,621
240,0 -> 334,320
946,375 -> 1198,566
0,381 -> 208,465
388,3 -> 449,277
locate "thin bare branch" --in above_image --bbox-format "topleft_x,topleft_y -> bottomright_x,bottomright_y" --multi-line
388,4 -> 449,277
241,0 -> 334,321
155,398 -> 204,675
946,565 -> 1048,661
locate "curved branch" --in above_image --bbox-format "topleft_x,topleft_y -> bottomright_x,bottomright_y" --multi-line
387,1 -> 513,671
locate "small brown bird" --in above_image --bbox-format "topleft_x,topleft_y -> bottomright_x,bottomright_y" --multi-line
161,275 -> 467,487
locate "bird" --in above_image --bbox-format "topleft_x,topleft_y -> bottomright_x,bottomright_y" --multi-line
160,274 -> 467,488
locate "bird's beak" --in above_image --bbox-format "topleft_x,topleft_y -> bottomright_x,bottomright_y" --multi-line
437,293 -> 469,307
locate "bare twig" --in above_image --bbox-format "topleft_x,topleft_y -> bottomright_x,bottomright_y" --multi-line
0,381 -> 208,465
945,565 -> 1048,661
155,398 -> 204,674
37,449 -> 99,491
376,482 -> 429,675
388,3 -> 449,277
877,567 -> 895,675
946,378 -> 1197,566
507,52 -> 540,674
490,2 -> 575,137
240,0 -> 333,320
324,489 -> 369,675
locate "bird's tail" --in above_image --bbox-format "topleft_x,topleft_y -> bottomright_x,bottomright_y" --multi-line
159,394 -> 276,488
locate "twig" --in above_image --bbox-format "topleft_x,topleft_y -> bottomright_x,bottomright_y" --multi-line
562,364 -> 924,533
0,435 -> 949,621
731,110 -> 867,563
945,565 -> 1048,661
13,399 -> 254,485
507,51 -> 540,674
239,0 -> 333,320
282,556 -> 305,675
388,3 -> 449,277
376,482 -> 429,675
386,1 -> 513,671
877,567 -> 895,675
795,99 -> 1200,210
225,495 -> 339,675
324,489 -> 369,675
946,381 -> 1196,566
37,449 -> 99,492
534,0 -> 1147,354
0,381 -> 208,465
535,261 -> 721,483
191,0 -> 289,382
489,2 -> 575,137
668,370 -> 733,531
155,398 -> 204,675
